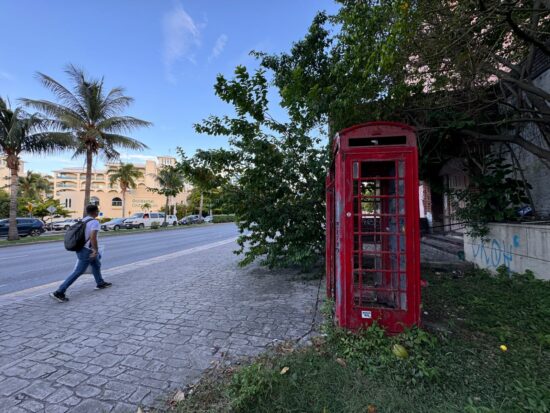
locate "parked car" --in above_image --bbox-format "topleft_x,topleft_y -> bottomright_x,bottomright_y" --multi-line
204,215 -> 213,223
0,218 -> 45,237
166,215 -> 178,226
179,214 -> 204,225
123,212 -> 164,229
101,218 -> 127,231
52,219 -> 80,231
44,215 -> 68,230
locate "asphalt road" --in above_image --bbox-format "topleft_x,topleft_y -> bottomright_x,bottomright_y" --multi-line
0,223 -> 238,295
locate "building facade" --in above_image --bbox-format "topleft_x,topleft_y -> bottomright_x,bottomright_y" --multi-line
50,156 -> 190,218
0,155 -> 25,191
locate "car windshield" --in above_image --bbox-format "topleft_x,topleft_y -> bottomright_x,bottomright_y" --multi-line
128,213 -> 143,219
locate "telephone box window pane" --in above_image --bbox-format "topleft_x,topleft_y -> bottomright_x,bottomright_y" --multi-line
398,160 -> 405,177
353,162 -> 359,179
399,198 -> 405,214
361,161 -> 396,178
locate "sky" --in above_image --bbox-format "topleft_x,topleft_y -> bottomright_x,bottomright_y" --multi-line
0,0 -> 338,174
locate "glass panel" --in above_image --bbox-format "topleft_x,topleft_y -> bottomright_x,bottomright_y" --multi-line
351,160 -> 407,310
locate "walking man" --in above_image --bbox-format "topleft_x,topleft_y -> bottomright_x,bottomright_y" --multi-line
50,204 -> 112,302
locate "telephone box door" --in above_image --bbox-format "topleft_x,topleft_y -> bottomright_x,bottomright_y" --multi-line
343,150 -> 420,331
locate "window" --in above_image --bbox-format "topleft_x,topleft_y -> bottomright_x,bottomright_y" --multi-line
90,196 -> 100,206
112,197 -> 122,207
150,213 -> 159,219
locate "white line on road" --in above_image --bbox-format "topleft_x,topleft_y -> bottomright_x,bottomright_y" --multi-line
0,254 -> 30,260
0,237 -> 237,306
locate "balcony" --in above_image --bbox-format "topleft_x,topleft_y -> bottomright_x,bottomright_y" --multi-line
57,183 -> 77,189
56,174 -> 78,180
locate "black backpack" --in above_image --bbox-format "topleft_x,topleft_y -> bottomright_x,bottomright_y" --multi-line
64,217 -> 93,251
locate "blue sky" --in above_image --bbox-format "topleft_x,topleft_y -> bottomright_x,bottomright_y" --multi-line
0,0 -> 337,174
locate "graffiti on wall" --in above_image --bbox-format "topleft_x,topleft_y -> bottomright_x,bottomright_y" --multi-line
471,234 -> 520,269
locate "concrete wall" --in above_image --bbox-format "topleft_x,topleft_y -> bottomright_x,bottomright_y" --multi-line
464,223 -> 550,280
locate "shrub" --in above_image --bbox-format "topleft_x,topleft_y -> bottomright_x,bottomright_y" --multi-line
150,221 -> 160,230
212,214 -> 236,223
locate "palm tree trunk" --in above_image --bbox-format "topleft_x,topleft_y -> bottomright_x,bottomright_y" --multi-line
83,148 -> 93,217
199,192 -> 204,220
8,162 -> 20,241
121,188 -> 126,218
164,197 -> 168,225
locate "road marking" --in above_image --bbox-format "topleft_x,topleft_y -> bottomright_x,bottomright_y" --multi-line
0,254 -> 30,260
0,237 -> 237,306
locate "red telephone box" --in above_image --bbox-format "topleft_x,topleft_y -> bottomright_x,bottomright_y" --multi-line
326,122 -> 421,333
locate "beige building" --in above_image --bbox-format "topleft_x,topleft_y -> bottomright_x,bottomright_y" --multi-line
0,155 -> 25,191
50,156 -> 190,218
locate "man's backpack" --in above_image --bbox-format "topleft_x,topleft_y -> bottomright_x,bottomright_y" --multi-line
64,217 -> 93,251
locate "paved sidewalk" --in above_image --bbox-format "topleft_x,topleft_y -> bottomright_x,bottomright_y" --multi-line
0,239 -> 322,412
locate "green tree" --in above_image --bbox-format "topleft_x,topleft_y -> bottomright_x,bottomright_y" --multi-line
195,67 -> 327,270
108,162 -> 143,217
18,171 -> 51,200
0,188 -> 9,218
147,165 -> 185,225
32,198 -> 71,220
177,149 -> 227,218
21,65 -> 151,216
141,202 -> 152,212
0,97 -> 73,240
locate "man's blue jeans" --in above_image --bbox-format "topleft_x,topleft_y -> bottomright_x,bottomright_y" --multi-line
57,248 -> 104,294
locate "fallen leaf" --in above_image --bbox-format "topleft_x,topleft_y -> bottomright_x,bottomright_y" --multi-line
136,408 -> 144,413
335,358 -> 346,367
368,404 -> 377,413
280,366 -> 290,375
173,390 -> 186,402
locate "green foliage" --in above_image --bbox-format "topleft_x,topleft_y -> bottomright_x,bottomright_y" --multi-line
212,214 -> 235,223
31,198 -> 71,219
194,66 -> 327,270
150,221 -> 160,230
18,171 -> 51,199
176,268 -> 550,413
452,155 -> 531,238
0,188 -> 9,218
108,163 -> 143,191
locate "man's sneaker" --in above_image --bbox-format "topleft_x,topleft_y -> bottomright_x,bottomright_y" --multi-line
49,291 -> 69,303
95,282 -> 112,290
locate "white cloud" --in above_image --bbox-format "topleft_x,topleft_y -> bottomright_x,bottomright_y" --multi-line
209,34 -> 228,62
163,2 -> 201,82
0,71 -> 14,81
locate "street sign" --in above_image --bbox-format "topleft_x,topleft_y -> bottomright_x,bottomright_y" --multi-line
46,206 -> 57,214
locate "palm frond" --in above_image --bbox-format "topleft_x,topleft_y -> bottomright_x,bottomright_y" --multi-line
19,98 -> 85,126
96,116 -> 152,133
34,72 -> 88,118
99,133 -> 149,150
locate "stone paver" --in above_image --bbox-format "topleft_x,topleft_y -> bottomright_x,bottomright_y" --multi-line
0,240 -> 321,411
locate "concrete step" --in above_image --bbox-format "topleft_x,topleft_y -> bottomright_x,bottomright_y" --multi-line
421,235 -> 464,256
427,233 -> 463,246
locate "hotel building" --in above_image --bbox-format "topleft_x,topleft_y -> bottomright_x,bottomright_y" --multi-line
49,156 -> 190,218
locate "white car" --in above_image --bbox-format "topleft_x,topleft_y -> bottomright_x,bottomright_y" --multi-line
166,215 -> 178,226
52,219 -> 80,231
204,215 -> 213,223
123,212 -> 164,229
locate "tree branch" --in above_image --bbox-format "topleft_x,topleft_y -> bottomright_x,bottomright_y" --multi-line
462,130 -> 550,161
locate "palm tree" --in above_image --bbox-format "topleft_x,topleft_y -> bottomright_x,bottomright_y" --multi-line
141,202 -> 152,213
21,65 -> 151,216
108,162 -> 143,217
148,165 -> 184,225
19,171 -> 51,200
0,97 -> 73,240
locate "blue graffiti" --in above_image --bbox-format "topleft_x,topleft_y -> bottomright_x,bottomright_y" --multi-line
472,237 -> 517,269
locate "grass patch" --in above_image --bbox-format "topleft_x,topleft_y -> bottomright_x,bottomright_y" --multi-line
0,222 -> 221,247
173,268 -> 550,413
